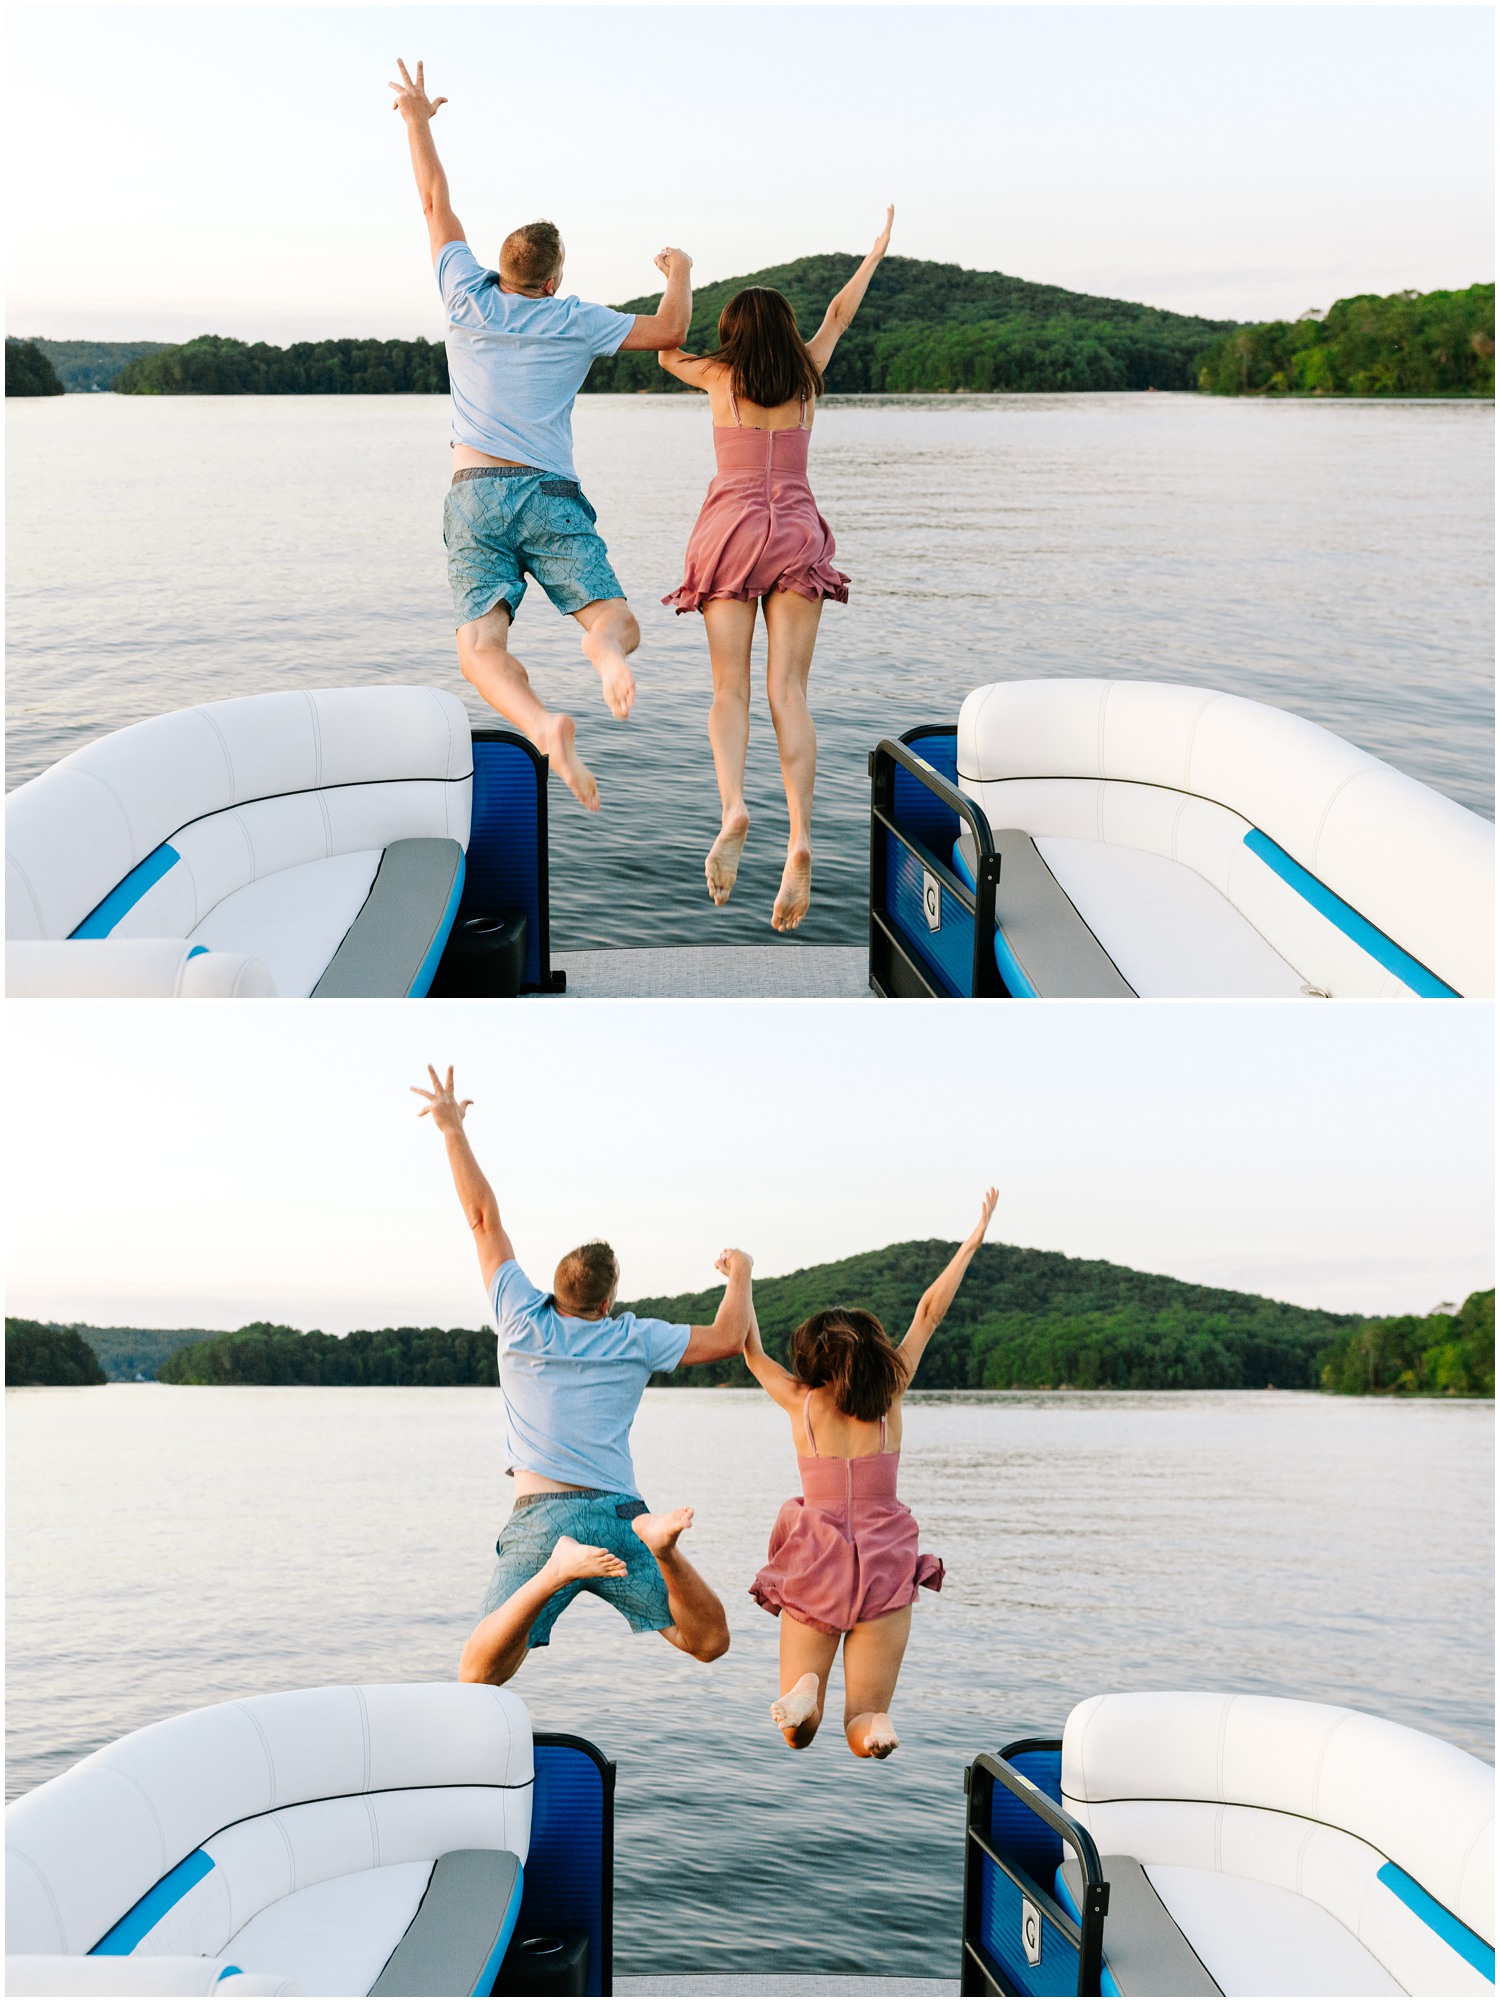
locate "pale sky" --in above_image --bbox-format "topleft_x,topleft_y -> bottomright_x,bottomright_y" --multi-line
5,5 -> 1493,342
5,1002 -> 1492,1332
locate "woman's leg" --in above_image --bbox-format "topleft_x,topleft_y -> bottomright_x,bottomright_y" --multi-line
700,599 -> 758,904
841,1605 -> 912,1759
761,590 -> 823,930
770,1613 -> 842,1749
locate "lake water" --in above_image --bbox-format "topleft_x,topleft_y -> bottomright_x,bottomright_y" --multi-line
5,394 -> 1493,950
6,1385 -> 1492,1979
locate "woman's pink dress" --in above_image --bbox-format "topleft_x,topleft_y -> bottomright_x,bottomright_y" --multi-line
749,1399 -> 944,1636
664,391 -> 850,614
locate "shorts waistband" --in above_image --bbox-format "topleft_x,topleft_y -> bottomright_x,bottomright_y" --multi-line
452,464 -> 548,483
511,1485 -> 632,1509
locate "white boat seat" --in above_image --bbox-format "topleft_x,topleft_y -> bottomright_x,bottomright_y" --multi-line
1062,1694 -> 1495,1999
5,687 -> 473,1000
956,681 -> 1495,997
5,940 -> 276,999
5,1958 -> 299,1996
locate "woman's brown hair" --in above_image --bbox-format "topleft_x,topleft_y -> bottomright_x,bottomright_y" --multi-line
708,287 -> 824,411
790,1308 -> 908,1423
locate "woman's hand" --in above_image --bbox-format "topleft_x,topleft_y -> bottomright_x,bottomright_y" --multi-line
655,246 -> 693,278
966,1186 -> 999,1247
715,1248 -> 753,1279
871,205 -> 895,260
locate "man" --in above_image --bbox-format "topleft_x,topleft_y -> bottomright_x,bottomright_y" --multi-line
390,58 -> 693,813
413,1066 -> 749,1684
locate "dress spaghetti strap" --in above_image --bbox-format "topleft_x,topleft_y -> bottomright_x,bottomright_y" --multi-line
880,1412 -> 888,1450
802,1391 -> 819,1457
798,391 -> 809,430
728,384 -> 743,427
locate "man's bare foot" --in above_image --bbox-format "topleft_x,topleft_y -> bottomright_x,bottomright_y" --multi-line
581,631 -> 636,721
770,1672 -> 821,1733
862,1713 -> 900,1759
706,807 -> 750,906
631,1506 -> 694,1558
540,713 -> 600,813
772,846 -> 812,931
542,1535 -> 628,1587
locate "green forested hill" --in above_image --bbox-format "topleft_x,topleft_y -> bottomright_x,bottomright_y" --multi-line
1197,284 -> 1494,397
626,1240 -> 1358,1390
5,339 -> 63,397
28,340 -> 171,391
113,335 -> 448,395
1319,1290 -> 1494,1397
588,252 -> 1239,394
156,1323 -> 497,1386
5,1319 -> 106,1385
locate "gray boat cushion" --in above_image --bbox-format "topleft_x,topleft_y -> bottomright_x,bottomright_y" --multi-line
312,838 -> 464,999
369,1848 -> 522,1998
1061,1856 -> 1221,1996
958,826 -> 1135,997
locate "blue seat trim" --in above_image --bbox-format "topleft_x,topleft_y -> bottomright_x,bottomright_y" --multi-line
90,1849 -> 214,1954
408,844 -> 466,997
70,844 -> 180,940
472,1860 -> 526,1996
1242,830 -> 1456,997
1377,1863 -> 1494,1980
949,838 -> 1040,999
1052,1867 -> 1122,1997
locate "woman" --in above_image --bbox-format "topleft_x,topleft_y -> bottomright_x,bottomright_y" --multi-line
660,208 -> 894,930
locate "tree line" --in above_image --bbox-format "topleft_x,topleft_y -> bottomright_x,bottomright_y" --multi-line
1197,284 -> 1494,397
12,1262 -> 1489,1396
5,339 -> 64,397
112,334 -> 450,396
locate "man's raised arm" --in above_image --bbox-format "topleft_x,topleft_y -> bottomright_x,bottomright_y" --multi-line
412,1065 -> 515,1292
678,1249 -> 753,1364
389,58 -> 465,259
618,249 -> 694,351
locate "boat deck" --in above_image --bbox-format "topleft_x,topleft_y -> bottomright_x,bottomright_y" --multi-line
552,947 -> 870,999
617,1980 -> 957,1996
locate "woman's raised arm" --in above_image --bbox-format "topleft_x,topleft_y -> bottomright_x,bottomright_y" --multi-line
657,348 -> 719,387
807,205 -> 894,371
743,1304 -> 804,1410
897,1186 -> 998,1382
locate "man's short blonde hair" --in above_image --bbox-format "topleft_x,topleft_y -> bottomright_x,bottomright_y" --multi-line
500,220 -> 564,292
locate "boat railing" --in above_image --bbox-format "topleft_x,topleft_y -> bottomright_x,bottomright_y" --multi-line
868,729 -> 1008,999
962,1744 -> 1110,1997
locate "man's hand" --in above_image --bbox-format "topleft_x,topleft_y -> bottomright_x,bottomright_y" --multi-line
411,1064 -> 472,1136
966,1186 -> 999,1248
715,1248 -> 752,1280
654,247 -> 693,278
870,204 -> 895,260
389,57 -> 448,124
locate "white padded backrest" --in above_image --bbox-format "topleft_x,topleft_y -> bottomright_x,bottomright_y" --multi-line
957,681 -> 1494,995
6,687 -> 472,942
5,1684 -> 531,1956
1062,1693 -> 1495,1945
5,1956 -> 298,1995
6,942 -> 278,998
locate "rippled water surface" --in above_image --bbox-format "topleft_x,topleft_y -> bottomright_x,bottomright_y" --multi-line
6,1386 -> 1492,1978
6,394 -> 1493,949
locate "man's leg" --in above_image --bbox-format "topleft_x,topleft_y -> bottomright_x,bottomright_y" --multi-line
572,597 -> 639,722
459,1536 -> 627,1686
632,1508 -> 731,1662
457,602 -> 601,813
700,598 -> 757,906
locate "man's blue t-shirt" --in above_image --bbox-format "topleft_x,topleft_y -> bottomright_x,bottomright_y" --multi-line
436,241 -> 634,480
488,1261 -> 691,1494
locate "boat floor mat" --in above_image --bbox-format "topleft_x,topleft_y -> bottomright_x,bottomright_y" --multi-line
959,827 -> 1135,996
1061,1856 -> 1222,1996
370,1847 -> 522,1997
312,837 -> 463,999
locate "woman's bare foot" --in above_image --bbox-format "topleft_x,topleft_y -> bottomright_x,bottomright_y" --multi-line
706,807 -> 750,905
542,1535 -> 628,1587
772,846 -> 812,931
540,713 -> 600,812
631,1505 -> 694,1558
581,631 -> 636,721
861,1713 -> 900,1759
770,1671 -> 821,1733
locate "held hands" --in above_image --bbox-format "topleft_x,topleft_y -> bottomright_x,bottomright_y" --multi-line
966,1186 -> 999,1248
654,247 -> 693,278
870,205 -> 895,260
411,1064 -> 472,1135
715,1248 -> 753,1280
389,57 -> 447,123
